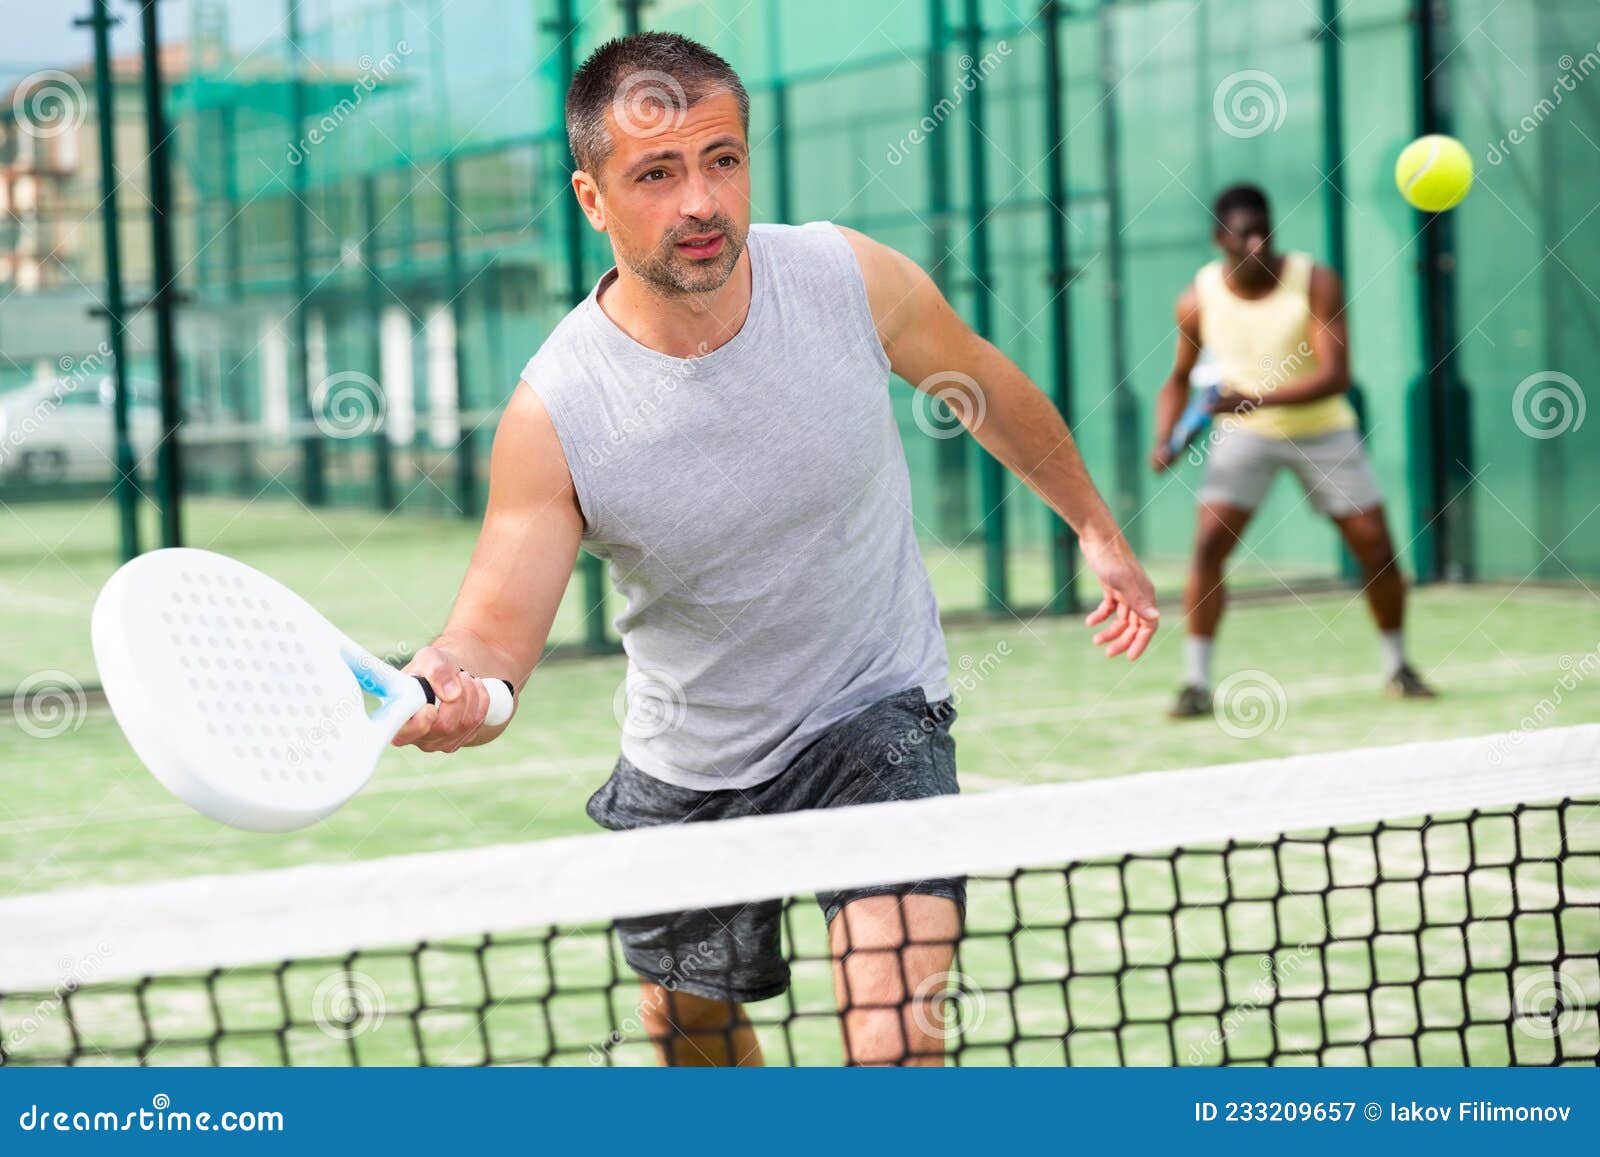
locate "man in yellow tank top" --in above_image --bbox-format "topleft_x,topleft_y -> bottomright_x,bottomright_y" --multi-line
1152,185 -> 1435,717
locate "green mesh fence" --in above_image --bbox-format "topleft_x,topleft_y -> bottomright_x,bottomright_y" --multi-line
2,0 -> 1596,691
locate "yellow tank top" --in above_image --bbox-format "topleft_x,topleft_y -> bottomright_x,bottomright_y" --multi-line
1193,252 -> 1356,440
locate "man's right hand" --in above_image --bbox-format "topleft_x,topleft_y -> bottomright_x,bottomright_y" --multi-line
391,645 -> 496,753
1150,443 -> 1175,473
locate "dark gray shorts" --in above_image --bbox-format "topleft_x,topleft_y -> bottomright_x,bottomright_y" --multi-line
585,687 -> 963,1004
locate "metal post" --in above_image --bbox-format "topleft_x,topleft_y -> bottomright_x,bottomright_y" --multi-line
1099,1 -> 1140,552
619,0 -> 647,34
442,155 -> 477,516
135,0 -> 184,545
553,0 -> 609,650
287,0 -> 325,506
961,0 -> 1008,613
1040,0 -> 1078,614
926,0 -> 967,544
766,0 -> 792,223
1318,0 -> 1365,584
1408,0 -> 1471,581
78,0 -> 139,560
363,175 -> 396,511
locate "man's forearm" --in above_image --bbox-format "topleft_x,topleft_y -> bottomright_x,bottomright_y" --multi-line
971,371 -> 1123,544
1248,369 -> 1347,408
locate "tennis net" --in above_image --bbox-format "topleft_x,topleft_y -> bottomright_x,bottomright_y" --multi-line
2,726 -> 1597,1067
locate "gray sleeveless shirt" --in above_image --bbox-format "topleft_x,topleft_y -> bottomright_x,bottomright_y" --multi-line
520,222 -> 949,790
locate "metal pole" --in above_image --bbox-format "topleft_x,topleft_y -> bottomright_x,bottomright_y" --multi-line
1409,0 -> 1471,581
553,0 -> 609,650
1318,0 -> 1364,585
961,0 -> 1008,613
442,155 -> 477,516
926,0 -> 967,545
766,0 -> 792,223
1099,1 -> 1140,552
287,0 -> 325,506
78,0 -> 140,560
134,0 -> 183,546
363,175 -> 396,511
1040,0 -> 1078,614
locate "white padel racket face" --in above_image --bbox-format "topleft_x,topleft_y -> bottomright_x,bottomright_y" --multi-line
92,548 -> 428,833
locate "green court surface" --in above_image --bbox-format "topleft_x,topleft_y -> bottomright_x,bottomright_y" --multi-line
2,569 -> 1596,896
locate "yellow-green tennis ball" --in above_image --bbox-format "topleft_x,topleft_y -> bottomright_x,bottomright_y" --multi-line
1395,134 -> 1474,212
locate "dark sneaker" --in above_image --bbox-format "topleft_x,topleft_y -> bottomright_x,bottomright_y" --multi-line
1385,664 -> 1437,699
1168,684 -> 1213,719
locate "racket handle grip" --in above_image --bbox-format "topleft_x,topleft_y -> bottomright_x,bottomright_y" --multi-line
413,675 -> 517,727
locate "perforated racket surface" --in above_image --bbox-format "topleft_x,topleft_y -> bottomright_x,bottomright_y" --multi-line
92,548 -> 512,832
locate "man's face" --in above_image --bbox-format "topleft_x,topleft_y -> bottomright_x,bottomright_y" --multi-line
1214,207 -> 1273,275
582,89 -> 751,297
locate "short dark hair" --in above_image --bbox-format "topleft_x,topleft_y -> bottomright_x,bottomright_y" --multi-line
1212,183 -> 1271,225
566,32 -> 749,176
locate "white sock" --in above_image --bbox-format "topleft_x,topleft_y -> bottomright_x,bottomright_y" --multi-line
1185,637 -> 1214,690
1379,630 -> 1406,678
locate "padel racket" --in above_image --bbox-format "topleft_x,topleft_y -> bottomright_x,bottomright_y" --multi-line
1167,351 -> 1226,458
91,547 -> 514,833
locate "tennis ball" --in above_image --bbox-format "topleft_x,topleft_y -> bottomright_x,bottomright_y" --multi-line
1395,134 -> 1474,212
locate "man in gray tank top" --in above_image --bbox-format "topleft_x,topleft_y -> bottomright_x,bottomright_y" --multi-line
392,32 -> 1158,1066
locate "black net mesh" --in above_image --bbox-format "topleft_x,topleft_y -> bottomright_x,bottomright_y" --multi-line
3,797 -> 1596,1067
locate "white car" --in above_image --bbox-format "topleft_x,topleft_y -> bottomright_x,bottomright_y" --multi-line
0,377 -> 164,482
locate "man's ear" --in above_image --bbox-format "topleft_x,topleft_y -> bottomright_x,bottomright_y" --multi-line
572,169 -> 607,233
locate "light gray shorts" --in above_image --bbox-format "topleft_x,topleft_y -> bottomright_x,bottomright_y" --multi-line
1199,426 -> 1383,517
